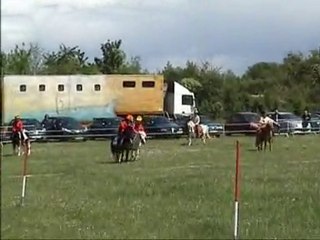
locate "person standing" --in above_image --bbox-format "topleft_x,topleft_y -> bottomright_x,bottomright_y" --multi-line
302,109 -> 311,131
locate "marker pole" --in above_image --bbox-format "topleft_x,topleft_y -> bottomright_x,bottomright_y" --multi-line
20,144 -> 29,206
234,140 -> 241,239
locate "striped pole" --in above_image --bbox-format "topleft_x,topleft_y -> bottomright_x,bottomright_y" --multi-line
234,140 -> 241,239
20,144 -> 29,207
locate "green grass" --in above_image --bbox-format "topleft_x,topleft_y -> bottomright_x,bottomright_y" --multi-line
1,135 -> 320,239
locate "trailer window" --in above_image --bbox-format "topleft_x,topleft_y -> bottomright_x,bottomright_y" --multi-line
39,84 -> 46,92
76,84 -> 83,91
94,84 -> 101,91
123,81 -> 136,88
58,84 -> 64,92
142,81 -> 155,88
182,95 -> 194,105
19,84 -> 27,92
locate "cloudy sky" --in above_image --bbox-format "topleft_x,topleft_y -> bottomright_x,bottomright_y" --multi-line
2,0 -> 320,75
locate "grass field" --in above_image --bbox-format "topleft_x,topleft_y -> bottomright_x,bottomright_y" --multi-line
1,135 -> 320,239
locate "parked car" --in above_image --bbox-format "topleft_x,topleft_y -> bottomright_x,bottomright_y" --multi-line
199,115 -> 224,137
224,112 -> 260,136
310,113 -> 320,133
173,114 -> 191,134
314,111 -> 320,117
6,118 -> 46,141
0,124 -> 11,144
143,116 -> 184,138
87,117 -> 122,139
44,116 -> 88,141
267,112 -> 306,134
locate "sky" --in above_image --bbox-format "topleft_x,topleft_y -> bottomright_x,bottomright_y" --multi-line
2,0 -> 320,75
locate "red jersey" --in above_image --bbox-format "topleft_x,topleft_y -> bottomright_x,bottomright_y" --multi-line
118,120 -> 128,133
134,123 -> 145,132
12,120 -> 24,132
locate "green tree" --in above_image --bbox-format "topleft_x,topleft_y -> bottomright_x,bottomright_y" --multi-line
94,39 -> 126,74
3,43 -> 32,74
42,44 -> 96,74
119,56 -> 142,74
180,77 -> 202,93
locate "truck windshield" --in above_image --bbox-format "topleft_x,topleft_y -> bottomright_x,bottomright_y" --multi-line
182,95 -> 194,105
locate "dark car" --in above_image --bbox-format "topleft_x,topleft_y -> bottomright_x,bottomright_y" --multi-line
6,118 -> 46,141
199,115 -> 224,137
44,116 -> 88,141
310,113 -> 320,133
267,112 -> 307,134
87,117 -> 122,139
224,112 -> 260,136
143,116 -> 184,138
173,114 -> 191,134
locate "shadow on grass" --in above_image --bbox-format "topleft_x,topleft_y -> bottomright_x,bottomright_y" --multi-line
96,161 -> 119,165
2,153 -> 14,157
180,143 -> 189,146
246,148 -> 258,152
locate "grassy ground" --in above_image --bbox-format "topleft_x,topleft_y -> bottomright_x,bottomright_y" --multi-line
1,135 -> 320,239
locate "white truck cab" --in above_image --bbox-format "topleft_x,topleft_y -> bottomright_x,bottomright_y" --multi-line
164,81 -> 196,117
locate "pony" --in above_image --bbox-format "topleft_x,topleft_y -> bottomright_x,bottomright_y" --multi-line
110,128 -> 142,163
12,129 -> 31,156
186,120 -> 211,146
255,123 -> 273,151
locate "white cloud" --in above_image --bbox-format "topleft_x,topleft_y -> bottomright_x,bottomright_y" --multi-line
2,0 -> 34,16
1,0 -> 320,75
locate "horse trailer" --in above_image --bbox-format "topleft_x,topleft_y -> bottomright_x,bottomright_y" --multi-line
1,74 -> 196,124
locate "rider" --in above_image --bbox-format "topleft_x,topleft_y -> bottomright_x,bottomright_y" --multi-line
117,114 -> 134,145
255,110 -> 279,147
258,110 -> 280,133
134,115 -> 147,144
12,115 -> 24,140
191,108 -> 201,137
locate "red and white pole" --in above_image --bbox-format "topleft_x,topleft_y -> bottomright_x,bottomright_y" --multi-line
234,140 -> 241,239
21,145 -> 29,206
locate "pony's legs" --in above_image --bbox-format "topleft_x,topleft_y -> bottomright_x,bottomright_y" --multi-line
12,143 -> 16,154
27,141 -> 31,156
206,132 -> 211,139
17,145 -> 21,156
268,138 -> 272,151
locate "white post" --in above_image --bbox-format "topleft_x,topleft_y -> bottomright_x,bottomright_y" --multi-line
234,201 -> 239,239
21,175 -> 27,206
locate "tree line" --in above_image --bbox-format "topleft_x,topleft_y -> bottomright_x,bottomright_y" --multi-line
1,40 -> 319,119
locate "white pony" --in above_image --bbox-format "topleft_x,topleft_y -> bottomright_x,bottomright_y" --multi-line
186,120 -> 211,146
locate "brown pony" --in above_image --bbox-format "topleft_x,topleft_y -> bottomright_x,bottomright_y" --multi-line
256,123 -> 273,151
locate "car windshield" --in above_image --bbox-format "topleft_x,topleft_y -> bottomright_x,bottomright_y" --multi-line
93,118 -> 121,127
22,119 -> 41,128
200,116 -> 212,124
53,117 -> 81,129
280,114 -> 300,120
146,117 -> 170,125
242,114 -> 260,122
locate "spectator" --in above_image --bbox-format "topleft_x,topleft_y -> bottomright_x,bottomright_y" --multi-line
302,109 -> 311,130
